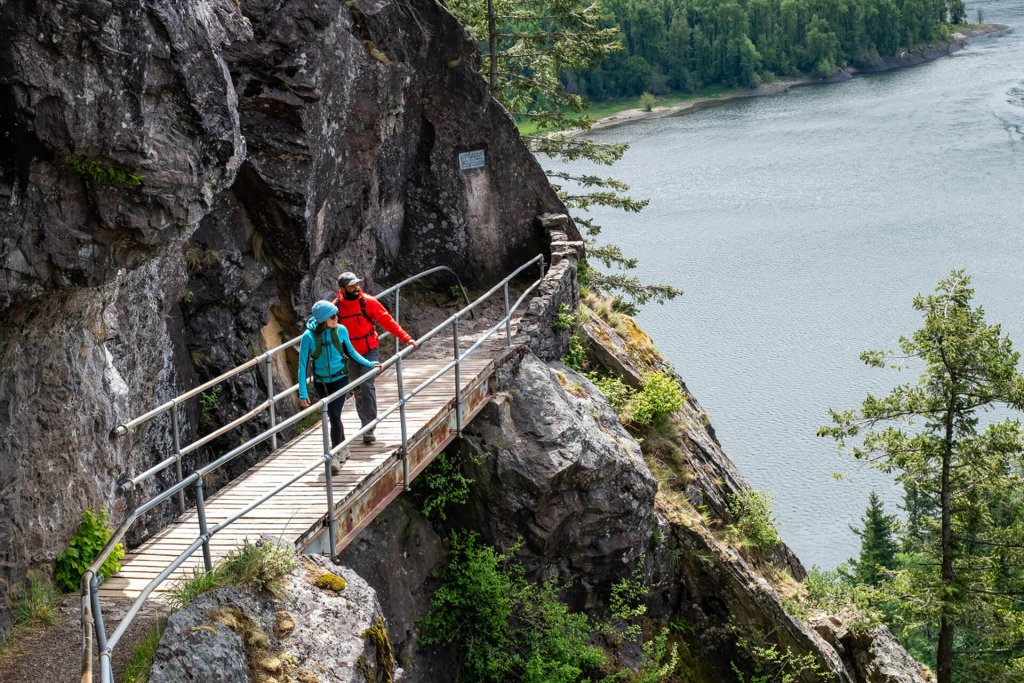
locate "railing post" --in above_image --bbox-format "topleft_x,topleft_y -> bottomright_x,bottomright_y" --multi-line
539,255 -> 545,280
265,356 -> 277,450
396,354 -> 410,489
453,318 -> 462,435
394,289 -> 402,355
171,400 -> 185,515
322,401 -> 338,557
90,575 -> 109,677
194,478 -> 212,572
503,282 -> 512,347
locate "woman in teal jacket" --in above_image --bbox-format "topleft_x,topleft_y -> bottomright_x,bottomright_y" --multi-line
298,300 -> 378,472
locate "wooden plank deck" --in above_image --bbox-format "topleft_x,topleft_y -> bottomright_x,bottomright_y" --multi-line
99,353 -> 498,601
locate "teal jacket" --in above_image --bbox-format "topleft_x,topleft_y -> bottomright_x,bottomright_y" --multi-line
297,321 -> 376,400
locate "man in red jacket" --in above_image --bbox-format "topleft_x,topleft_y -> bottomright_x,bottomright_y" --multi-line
335,271 -> 419,444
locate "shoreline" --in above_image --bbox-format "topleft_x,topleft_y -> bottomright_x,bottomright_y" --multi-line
579,23 -> 1011,135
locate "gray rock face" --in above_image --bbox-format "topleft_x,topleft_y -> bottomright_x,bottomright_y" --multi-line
150,556 -> 398,683
0,0 -> 571,630
336,497 -> 457,682
810,616 -> 933,683
460,353 -> 658,609
0,0 -> 249,309
581,311 -> 806,579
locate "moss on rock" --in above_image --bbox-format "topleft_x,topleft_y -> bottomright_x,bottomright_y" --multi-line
313,572 -> 347,592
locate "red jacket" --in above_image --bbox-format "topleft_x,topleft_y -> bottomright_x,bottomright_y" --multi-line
335,288 -> 412,354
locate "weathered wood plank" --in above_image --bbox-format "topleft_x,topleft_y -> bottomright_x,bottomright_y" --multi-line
105,354 -> 499,602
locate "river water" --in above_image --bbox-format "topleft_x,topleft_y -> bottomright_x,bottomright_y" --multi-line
548,0 -> 1024,569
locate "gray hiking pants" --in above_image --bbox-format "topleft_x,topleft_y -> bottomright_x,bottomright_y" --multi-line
350,348 -> 379,429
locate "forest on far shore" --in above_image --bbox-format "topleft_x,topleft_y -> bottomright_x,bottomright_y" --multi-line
570,0 -> 968,98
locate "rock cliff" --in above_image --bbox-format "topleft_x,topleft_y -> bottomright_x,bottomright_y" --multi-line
0,0 -> 567,632
1,1 -> 930,681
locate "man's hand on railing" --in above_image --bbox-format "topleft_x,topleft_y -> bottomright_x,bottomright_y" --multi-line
407,339 -> 420,350
299,399 -> 311,408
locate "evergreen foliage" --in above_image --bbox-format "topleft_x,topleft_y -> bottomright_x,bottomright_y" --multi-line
821,271 -> 1024,683
447,0 -> 682,312
849,491 -> 900,587
419,532 -> 604,682
411,449 -> 481,522
579,0 -> 967,100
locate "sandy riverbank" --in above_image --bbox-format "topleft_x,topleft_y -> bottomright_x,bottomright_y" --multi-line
580,23 -> 1011,134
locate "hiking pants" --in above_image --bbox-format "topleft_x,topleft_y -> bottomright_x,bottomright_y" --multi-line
350,348 -> 379,429
314,376 -> 348,448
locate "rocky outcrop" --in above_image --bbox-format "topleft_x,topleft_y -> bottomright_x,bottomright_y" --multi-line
0,0 -> 573,628
461,354 -> 657,606
810,616 -> 933,683
149,555 -> 398,683
336,498 -> 456,681
340,316 -> 927,681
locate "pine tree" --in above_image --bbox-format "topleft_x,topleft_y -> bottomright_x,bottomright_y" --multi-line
849,491 -> 899,586
448,0 -> 682,312
820,271 -> 1024,683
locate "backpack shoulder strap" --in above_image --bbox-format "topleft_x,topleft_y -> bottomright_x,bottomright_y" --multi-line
311,328 -> 349,362
330,327 -> 346,356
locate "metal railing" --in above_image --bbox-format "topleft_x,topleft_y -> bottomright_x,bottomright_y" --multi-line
112,265 -> 474,512
80,255 -> 545,683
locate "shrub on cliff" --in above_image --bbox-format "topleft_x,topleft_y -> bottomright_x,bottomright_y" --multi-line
54,507 -> 124,592
628,371 -> 685,426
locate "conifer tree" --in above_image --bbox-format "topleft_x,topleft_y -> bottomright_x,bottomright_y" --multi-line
820,271 -> 1024,683
448,0 -> 682,312
849,491 -> 900,586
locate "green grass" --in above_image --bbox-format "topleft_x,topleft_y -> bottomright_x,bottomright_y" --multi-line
0,576 -> 64,664
516,87 -> 732,135
165,540 -> 296,610
123,621 -> 167,683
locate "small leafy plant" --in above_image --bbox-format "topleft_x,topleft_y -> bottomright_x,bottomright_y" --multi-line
412,449 -> 483,522
67,155 -> 143,186
198,385 -> 222,427
55,507 -> 124,591
730,630 -> 834,683
562,333 -> 587,371
628,371 -> 685,425
588,371 -> 632,412
552,303 -> 578,333
724,490 -> 782,551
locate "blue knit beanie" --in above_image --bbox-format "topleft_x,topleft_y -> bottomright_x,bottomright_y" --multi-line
311,300 -> 339,324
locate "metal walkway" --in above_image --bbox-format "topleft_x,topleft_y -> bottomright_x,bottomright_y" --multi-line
100,355 -> 496,601
81,256 -> 545,683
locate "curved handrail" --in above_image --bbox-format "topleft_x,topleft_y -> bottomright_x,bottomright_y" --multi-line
81,255 -> 545,683
111,266 -> 471,497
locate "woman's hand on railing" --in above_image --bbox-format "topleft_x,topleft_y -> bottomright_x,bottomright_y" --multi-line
299,399 -> 311,408
407,339 -> 420,350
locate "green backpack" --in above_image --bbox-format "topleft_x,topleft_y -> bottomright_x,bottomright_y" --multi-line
311,328 -> 347,362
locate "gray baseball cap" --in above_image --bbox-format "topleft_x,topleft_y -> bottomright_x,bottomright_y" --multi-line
337,271 -> 363,287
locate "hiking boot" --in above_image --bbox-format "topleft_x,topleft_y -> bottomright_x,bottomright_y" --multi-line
363,431 -> 376,445
330,446 -> 350,475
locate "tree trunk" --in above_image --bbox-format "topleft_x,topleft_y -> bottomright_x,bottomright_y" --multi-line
487,0 -> 498,93
937,403 -> 955,683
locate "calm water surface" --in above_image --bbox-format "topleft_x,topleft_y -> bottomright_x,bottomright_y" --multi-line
549,0 -> 1024,568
